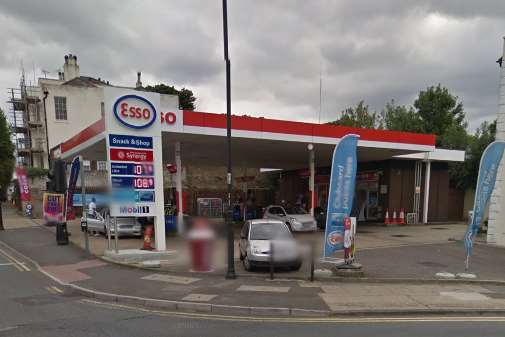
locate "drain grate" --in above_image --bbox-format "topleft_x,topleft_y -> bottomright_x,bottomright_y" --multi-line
391,234 -> 410,238
431,227 -> 448,230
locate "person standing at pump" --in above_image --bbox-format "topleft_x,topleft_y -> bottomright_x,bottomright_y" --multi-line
88,197 -> 96,216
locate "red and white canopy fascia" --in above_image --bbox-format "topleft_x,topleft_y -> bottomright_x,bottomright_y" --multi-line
59,110 -> 435,160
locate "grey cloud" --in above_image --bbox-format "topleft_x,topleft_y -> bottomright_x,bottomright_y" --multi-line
1,0 -> 504,132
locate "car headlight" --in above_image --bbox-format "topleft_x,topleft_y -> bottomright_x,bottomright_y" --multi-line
291,218 -> 302,225
252,247 -> 261,254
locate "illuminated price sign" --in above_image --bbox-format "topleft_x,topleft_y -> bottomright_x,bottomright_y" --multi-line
111,162 -> 154,176
111,177 -> 155,190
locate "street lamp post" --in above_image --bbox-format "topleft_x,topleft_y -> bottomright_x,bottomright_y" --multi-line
222,0 -> 236,279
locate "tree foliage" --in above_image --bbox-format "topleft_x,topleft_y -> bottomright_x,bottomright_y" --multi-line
449,120 -> 496,189
413,84 -> 467,149
143,84 -> 197,110
328,84 -> 490,189
329,100 -> 382,129
0,109 -> 15,200
383,100 -> 423,133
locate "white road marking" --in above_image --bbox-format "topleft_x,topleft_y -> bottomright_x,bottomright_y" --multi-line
141,274 -> 201,285
182,293 -> 217,302
440,292 -> 490,301
237,285 -> 290,293
0,326 -> 18,332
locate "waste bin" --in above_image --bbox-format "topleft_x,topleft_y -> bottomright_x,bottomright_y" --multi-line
56,222 -> 69,245
187,221 -> 214,272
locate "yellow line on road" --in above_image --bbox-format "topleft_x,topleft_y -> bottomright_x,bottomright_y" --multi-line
80,299 -> 505,324
0,248 -> 24,272
51,286 -> 63,294
0,246 -> 30,271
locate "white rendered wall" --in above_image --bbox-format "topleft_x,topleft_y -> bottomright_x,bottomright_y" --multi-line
487,37 -> 505,245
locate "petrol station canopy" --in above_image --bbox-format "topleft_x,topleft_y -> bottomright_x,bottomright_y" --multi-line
56,110 -> 448,169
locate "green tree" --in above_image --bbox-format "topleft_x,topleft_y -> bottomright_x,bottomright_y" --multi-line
143,84 -> 197,110
383,100 -> 423,133
0,108 -> 15,228
413,84 -> 467,148
329,100 -> 382,129
450,120 -> 496,189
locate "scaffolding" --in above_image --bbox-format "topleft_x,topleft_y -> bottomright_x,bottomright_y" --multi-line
7,73 -> 45,167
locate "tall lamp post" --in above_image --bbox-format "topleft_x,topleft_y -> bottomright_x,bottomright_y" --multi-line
222,0 -> 236,279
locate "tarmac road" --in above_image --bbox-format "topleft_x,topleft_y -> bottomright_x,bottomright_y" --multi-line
2,242 -> 505,337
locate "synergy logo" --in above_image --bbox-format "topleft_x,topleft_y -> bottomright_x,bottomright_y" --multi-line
113,95 -> 157,129
119,205 -> 150,214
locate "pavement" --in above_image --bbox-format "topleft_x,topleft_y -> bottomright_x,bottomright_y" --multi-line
2,250 -> 505,337
2,204 -> 505,317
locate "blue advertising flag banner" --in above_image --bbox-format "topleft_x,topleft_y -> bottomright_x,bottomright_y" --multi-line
323,134 -> 359,257
465,141 -> 505,257
108,134 -> 153,149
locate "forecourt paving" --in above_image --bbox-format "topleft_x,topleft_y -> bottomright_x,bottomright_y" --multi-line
3,207 -> 505,316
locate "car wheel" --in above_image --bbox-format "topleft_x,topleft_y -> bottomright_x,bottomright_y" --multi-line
291,261 -> 302,271
286,222 -> 293,232
243,254 -> 252,271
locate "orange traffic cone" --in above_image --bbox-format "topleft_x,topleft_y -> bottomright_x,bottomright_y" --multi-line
142,224 -> 154,250
392,209 -> 397,224
384,208 -> 390,225
399,208 -> 405,225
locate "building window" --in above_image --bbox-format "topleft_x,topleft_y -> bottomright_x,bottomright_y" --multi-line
101,102 -> 105,117
97,160 -> 107,171
83,160 -> 91,171
54,96 -> 67,120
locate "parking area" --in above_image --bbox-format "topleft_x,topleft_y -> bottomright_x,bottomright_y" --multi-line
61,218 -> 468,276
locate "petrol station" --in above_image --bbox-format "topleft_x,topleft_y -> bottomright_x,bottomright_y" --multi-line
56,87 -> 464,251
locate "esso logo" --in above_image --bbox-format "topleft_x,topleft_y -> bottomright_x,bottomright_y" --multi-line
113,95 -> 157,129
160,111 -> 177,125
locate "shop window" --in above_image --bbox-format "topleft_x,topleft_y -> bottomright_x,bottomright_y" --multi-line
83,160 -> 91,171
97,160 -> 107,171
54,96 -> 67,120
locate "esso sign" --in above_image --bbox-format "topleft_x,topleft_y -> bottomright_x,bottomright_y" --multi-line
160,111 -> 177,125
113,95 -> 157,129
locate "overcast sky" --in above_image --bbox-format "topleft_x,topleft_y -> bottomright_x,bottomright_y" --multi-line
1,0 -> 504,132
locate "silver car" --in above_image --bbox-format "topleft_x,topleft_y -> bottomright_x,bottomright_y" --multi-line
81,209 -> 142,237
263,205 -> 317,232
239,219 -> 302,271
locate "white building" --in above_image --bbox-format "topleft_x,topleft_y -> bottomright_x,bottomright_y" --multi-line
10,54 -> 143,171
488,37 -> 505,246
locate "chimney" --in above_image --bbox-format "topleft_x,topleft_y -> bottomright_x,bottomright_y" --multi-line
136,71 -> 142,88
63,54 -> 80,81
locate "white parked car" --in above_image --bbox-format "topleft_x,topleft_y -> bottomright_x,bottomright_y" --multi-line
239,219 -> 301,271
263,205 -> 317,232
81,208 -> 142,237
